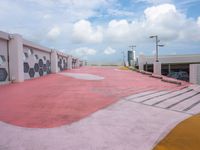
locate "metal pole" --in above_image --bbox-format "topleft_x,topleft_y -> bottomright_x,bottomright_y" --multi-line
155,35 -> 159,62
150,35 -> 164,63
122,51 -> 125,66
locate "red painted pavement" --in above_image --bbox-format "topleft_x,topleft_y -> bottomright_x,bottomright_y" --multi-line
0,67 -> 189,128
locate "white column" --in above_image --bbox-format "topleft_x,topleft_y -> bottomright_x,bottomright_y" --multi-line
139,63 -> 144,70
76,59 -> 80,68
138,54 -> 144,71
153,62 -> 161,75
51,50 -> 58,73
8,34 -> 24,82
67,55 -> 72,69
190,64 -> 200,84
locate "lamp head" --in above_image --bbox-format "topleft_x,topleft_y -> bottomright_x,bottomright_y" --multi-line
149,35 -> 157,38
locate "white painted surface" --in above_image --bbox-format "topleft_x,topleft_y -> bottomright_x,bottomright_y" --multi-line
59,73 -> 104,80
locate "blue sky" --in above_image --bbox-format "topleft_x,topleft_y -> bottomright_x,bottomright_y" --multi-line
0,0 -> 200,64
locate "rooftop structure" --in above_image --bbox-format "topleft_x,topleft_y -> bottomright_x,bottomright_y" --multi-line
137,54 -> 200,84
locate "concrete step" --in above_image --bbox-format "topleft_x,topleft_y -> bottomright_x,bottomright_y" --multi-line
186,100 -> 200,114
143,88 -> 191,105
162,77 -> 182,85
156,91 -> 198,108
139,70 -> 152,75
124,90 -> 157,100
130,91 -> 169,103
170,93 -> 200,113
188,85 -> 200,93
150,74 -> 163,79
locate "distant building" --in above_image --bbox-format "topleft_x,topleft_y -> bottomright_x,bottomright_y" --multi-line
137,54 -> 200,84
127,50 -> 136,67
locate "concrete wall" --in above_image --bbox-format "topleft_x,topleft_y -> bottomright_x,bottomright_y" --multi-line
0,37 -> 9,85
72,58 -> 79,69
57,52 -> 69,72
23,45 -> 51,80
0,31 -> 83,84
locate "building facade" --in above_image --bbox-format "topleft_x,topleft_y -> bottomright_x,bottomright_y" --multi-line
138,54 -> 200,84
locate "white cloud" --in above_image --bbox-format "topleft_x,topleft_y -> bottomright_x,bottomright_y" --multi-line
27,0 -> 112,21
105,4 -> 200,43
43,14 -> 51,19
47,26 -> 61,40
107,9 -> 134,17
74,47 -> 97,56
143,4 -> 184,40
1,1 -> 200,64
104,47 -> 116,55
144,4 -> 200,42
106,20 -> 131,42
198,17 -> 200,26
27,0 -> 107,7
72,19 -> 103,43
135,0 -> 172,5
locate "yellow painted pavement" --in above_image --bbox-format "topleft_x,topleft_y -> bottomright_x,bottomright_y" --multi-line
154,114 -> 200,150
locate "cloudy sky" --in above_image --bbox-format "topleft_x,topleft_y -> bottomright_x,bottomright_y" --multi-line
0,0 -> 200,64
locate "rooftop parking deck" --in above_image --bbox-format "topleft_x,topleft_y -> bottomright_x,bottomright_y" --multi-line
1,66 -> 197,150
0,66 -> 187,128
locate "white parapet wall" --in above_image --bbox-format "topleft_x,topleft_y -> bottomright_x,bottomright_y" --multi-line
57,51 -> 72,72
23,39 -> 51,80
0,30 -> 83,84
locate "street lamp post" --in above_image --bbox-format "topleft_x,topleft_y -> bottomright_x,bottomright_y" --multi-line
122,50 -> 126,66
149,35 -> 164,62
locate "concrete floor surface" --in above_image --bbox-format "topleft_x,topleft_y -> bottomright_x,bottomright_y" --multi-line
0,67 -> 192,150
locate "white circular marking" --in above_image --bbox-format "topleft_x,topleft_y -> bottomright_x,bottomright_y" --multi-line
59,73 -> 104,80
